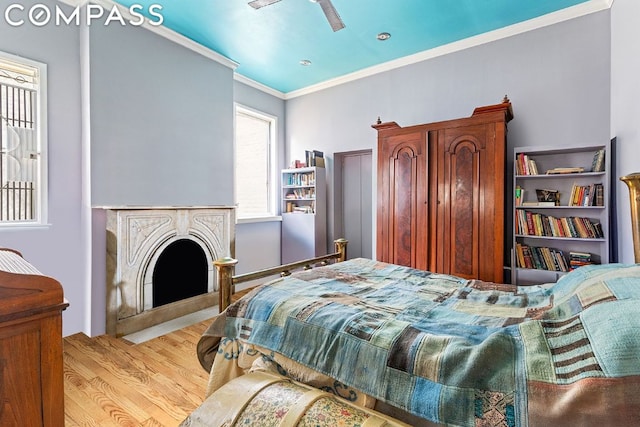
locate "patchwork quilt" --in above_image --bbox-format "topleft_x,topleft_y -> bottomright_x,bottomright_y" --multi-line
198,258 -> 640,426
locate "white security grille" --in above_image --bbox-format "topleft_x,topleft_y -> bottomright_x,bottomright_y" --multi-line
0,57 -> 39,223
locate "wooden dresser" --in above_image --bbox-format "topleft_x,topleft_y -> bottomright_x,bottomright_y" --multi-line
0,248 -> 68,426
373,97 -> 513,282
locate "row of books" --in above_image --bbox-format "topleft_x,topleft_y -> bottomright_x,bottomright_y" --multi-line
515,210 -> 604,239
515,243 -> 569,272
516,153 -> 539,175
568,183 -> 604,206
284,188 -> 315,199
515,245 -> 597,272
517,148 -> 605,176
285,201 -> 315,214
284,172 -> 315,186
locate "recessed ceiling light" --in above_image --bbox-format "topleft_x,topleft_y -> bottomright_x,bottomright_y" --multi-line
300,59 -> 312,66
377,32 -> 391,41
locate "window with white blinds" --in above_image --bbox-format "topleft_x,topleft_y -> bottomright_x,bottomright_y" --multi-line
0,52 -> 46,225
234,105 -> 276,220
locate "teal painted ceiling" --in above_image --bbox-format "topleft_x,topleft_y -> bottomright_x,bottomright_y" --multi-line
115,0 -> 595,93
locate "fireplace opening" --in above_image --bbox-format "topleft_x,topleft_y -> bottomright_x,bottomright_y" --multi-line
152,238 -> 208,308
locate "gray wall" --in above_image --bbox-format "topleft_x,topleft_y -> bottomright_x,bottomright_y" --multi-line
0,0 -> 87,335
612,0 -> 640,264
233,80 -> 286,280
86,15 -> 238,335
285,10 -> 612,255
89,21 -> 235,207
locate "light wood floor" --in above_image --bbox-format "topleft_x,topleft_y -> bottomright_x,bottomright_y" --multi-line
63,319 -> 212,426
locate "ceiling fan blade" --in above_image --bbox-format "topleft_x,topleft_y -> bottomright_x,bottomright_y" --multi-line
248,0 -> 281,9
317,0 -> 345,32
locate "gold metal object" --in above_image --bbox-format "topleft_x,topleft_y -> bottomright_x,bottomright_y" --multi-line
620,173 -> 640,263
214,238 -> 349,311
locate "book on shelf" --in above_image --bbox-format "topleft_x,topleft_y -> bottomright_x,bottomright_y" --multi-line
595,184 -> 604,206
516,153 -> 539,175
515,186 -> 523,206
545,167 -> 585,175
304,150 -> 325,168
568,251 -> 597,270
569,183 -> 604,206
590,148 -> 605,172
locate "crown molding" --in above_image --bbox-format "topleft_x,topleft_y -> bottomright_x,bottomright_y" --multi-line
233,73 -> 285,99
59,0 -> 238,70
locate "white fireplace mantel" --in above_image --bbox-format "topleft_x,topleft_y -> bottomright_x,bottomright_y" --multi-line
105,206 -> 235,336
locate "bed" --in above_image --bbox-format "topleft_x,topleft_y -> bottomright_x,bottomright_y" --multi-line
187,247 -> 640,426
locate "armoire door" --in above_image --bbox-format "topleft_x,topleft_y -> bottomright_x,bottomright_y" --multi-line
435,123 -> 504,282
377,131 -> 429,270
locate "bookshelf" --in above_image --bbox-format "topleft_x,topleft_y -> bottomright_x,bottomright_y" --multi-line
512,144 -> 610,285
281,166 -> 326,263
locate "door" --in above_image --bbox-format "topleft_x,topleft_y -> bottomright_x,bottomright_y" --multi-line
335,151 -> 373,259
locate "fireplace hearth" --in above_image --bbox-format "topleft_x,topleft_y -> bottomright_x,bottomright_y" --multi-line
106,207 -> 235,336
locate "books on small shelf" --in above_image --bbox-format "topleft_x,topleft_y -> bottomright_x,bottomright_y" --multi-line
305,150 -> 325,168
568,183 -> 604,207
516,153 -> 539,175
569,251 -> 597,270
515,243 -> 569,272
515,210 -> 604,239
284,171 -> 316,186
285,187 -> 316,200
285,202 -> 314,214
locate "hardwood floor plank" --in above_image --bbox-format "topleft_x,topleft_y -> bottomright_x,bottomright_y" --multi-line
64,318 -> 213,426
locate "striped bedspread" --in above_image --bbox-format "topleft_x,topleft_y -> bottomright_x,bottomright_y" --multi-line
198,258 -> 640,426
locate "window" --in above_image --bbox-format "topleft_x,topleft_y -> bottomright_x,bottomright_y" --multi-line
234,105 -> 276,220
0,52 -> 46,225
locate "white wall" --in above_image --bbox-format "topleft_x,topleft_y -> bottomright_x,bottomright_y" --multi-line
611,0 -> 640,263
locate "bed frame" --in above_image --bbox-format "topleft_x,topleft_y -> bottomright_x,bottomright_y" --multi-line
213,238 -> 348,311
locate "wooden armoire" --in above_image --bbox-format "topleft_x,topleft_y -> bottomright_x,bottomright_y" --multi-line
373,97 -> 513,282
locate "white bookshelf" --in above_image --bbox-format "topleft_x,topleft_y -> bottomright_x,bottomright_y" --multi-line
281,167 -> 326,263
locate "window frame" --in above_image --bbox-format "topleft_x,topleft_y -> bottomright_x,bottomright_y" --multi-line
234,103 -> 279,223
0,50 -> 48,228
